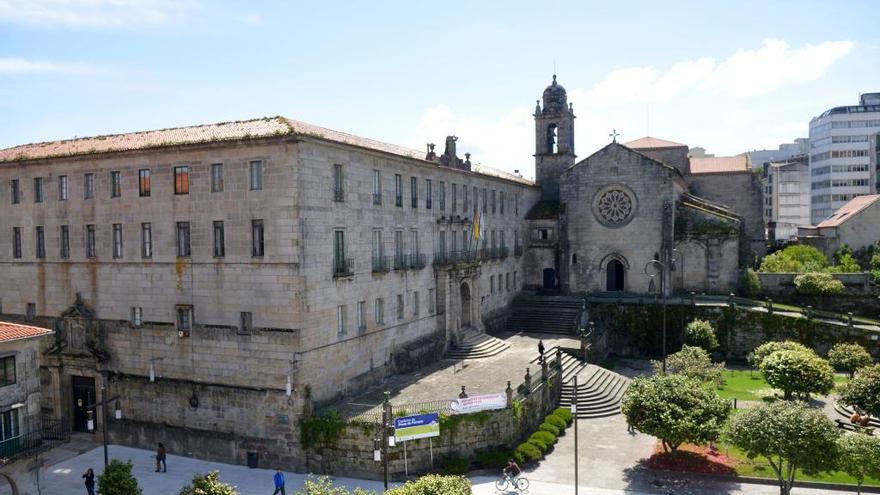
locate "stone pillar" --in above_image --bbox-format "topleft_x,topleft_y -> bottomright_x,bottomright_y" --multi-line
523,368 -> 531,394
505,381 -> 513,407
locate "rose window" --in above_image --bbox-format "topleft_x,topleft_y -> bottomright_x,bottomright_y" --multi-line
597,189 -> 634,225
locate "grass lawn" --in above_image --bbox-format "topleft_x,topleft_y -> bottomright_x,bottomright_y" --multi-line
715,370 -> 849,402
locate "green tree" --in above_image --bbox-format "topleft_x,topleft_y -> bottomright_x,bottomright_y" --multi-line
683,319 -> 719,351
759,349 -> 835,400
794,272 -> 845,295
741,267 -> 761,298
293,476 -> 377,495
653,345 -> 723,385
751,341 -> 813,368
836,433 -> 880,495
838,364 -> 880,418
178,471 -> 238,495
725,401 -> 840,495
828,253 -> 861,273
828,343 -> 874,378
759,245 -> 828,273
833,244 -> 855,265
621,373 -> 730,452
97,459 -> 143,495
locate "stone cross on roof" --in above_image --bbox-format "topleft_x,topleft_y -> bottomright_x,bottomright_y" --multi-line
609,129 -> 621,143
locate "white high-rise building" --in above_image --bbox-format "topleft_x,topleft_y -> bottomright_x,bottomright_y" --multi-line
808,93 -> 880,224
762,155 -> 811,242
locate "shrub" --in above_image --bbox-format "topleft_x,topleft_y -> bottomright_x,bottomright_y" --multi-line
656,345 -> 723,385
438,456 -> 469,475
527,437 -> 548,453
759,349 -> 835,400
294,476 -> 377,495
827,253 -> 861,273
538,422 -> 560,436
551,407 -> 573,425
839,364 -> 880,418
97,459 -> 142,495
684,319 -> 719,351
741,267 -> 761,297
475,449 -> 511,470
794,272 -> 844,296
386,474 -> 471,495
545,414 -> 566,430
514,442 -> 542,464
759,245 -> 828,273
828,342 -> 874,378
751,341 -> 813,368
178,471 -> 238,495
530,430 -> 557,447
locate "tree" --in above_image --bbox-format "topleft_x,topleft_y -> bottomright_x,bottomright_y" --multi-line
836,433 -> 880,495
759,349 -> 835,400
759,245 -> 828,273
828,343 -> 874,378
741,267 -> 761,298
751,341 -> 813,369
726,401 -> 840,495
684,319 -> 719,352
828,253 -> 861,273
179,471 -> 239,495
794,272 -> 845,295
654,345 -> 723,385
97,459 -> 143,495
621,373 -> 730,452
839,364 -> 880,418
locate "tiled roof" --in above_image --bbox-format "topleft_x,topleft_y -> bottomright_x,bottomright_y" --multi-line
0,321 -> 54,343
0,116 -> 534,186
817,194 -> 880,228
689,155 -> 750,174
623,136 -> 688,149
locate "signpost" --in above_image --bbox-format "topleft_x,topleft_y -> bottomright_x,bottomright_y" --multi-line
394,412 -> 440,478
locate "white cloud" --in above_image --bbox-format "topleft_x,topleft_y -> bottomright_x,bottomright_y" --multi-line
0,0 -> 199,29
0,57 -> 100,74
243,13 -> 262,25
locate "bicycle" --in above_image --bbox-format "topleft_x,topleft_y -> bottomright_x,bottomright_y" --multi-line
495,473 -> 529,492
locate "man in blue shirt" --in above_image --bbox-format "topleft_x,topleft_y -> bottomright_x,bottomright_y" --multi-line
273,469 -> 285,495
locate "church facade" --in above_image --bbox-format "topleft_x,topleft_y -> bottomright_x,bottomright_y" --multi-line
0,76 -> 762,468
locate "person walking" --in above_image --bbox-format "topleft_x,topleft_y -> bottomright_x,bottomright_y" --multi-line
82,468 -> 96,495
272,469 -> 286,495
538,340 -> 545,361
155,443 -> 167,472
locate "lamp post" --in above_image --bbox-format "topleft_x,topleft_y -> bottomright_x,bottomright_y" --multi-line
87,385 -> 120,468
645,258 -> 669,373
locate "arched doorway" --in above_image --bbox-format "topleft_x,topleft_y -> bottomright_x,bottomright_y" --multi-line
606,259 -> 625,291
542,268 -> 556,289
459,282 -> 471,328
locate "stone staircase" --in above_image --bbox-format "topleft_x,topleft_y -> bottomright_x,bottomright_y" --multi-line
559,365 -> 630,419
443,328 -> 510,360
529,347 -> 590,383
509,294 -> 585,335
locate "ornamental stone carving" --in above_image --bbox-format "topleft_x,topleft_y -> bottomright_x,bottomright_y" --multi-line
592,185 -> 637,228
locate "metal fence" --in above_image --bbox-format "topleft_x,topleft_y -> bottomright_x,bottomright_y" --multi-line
0,418 -> 70,465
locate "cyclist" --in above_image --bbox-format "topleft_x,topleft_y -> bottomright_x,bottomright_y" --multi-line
503,458 -> 521,481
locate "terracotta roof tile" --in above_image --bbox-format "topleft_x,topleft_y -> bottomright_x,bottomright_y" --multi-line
0,322 -> 54,343
689,155 -> 750,174
623,136 -> 688,149
817,194 -> 880,228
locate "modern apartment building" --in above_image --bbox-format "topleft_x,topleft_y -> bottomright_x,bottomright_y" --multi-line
762,155 -> 811,242
748,138 -> 809,169
808,93 -> 880,224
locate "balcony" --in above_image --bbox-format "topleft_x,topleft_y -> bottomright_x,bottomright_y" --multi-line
372,193 -> 382,205
372,256 -> 392,273
514,245 -> 524,256
333,258 -> 354,277
407,253 -> 427,269
333,187 -> 345,202
393,254 -> 408,270
433,250 -> 482,266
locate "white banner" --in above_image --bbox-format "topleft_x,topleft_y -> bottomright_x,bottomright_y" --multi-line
450,393 -> 507,414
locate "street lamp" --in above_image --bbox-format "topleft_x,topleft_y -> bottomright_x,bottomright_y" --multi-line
87,385 -> 121,468
645,258 -> 669,374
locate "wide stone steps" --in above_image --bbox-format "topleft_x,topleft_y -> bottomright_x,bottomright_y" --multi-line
559,365 -> 630,419
529,347 -> 589,383
834,402 -> 880,428
509,295 -> 585,335
443,333 -> 510,360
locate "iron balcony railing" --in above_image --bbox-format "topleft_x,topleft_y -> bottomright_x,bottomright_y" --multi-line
433,250 -> 484,266
393,254 -> 408,270
372,256 -> 392,273
407,253 -> 427,269
514,245 -> 524,256
333,258 -> 354,277
372,192 -> 382,205
333,187 -> 345,202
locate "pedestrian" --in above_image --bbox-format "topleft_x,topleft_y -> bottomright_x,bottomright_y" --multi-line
82,468 -> 96,495
538,340 -> 545,360
273,469 -> 286,495
627,421 -> 635,434
155,442 -> 167,472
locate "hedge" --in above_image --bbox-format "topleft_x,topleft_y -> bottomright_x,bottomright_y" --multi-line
538,422 -> 560,436
386,474 -> 471,495
514,442 -> 542,464
552,407 -> 573,425
546,414 -> 566,430
530,430 -> 557,447
475,449 -> 511,470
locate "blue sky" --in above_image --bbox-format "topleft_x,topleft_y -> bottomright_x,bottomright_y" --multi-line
1,0 -> 878,177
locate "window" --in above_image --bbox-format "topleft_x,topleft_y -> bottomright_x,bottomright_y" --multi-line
412,291 -> 419,316
58,175 -> 68,201
506,272 -> 511,291
394,230 -> 404,266
515,193 -> 519,216
428,288 -> 435,314
35,226 -> 45,258
213,221 -> 225,257
60,225 -> 70,259
337,305 -> 346,335
131,307 -> 143,327
482,188 -> 487,213
34,177 -> 44,203
0,408 -> 20,442
395,174 -> 403,207
251,219 -> 264,257
463,185 -> 469,212
85,225 -> 96,258
211,163 -> 224,192
84,173 -> 94,199
26,303 -> 35,321
333,230 -> 348,275
372,170 -> 381,204
452,230 -> 458,253
397,294 -> 404,320
411,176 -> 418,208
333,163 -> 344,202
0,355 -> 16,387
138,169 -> 151,197
10,179 -> 20,204
426,179 -> 432,209
176,306 -> 193,331
514,271 -> 517,288
451,183 -> 457,213
176,222 -> 190,257
500,191 -> 505,214
173,166 -> 189,194
410,230 -> 419,257
473,186 -> 478,213
12,228 -> 21,259
250,160 -> 263,190
490,275 -> 495,294
112,224 -> 123,259
439,181 -> 446,211
491,189 -> 496,214
372,230 -> 384,267
110,171 -> 121,198
357,301 -> 366,331
240,312 -> 253,333
439,231 -> 446,256
374,298 -> 384,325
141,223 -> 152,258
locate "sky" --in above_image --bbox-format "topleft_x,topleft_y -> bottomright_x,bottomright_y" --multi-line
1,0 -> 878,178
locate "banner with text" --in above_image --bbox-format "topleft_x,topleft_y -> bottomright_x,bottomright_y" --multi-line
394,412 -> 440,442
450,393 -> 507,414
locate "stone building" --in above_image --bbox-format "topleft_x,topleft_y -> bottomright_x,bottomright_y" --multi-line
798,194 -> 880,256
0,76 -> 764,468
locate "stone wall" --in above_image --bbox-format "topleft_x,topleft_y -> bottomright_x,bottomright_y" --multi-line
758,272 -> 873,295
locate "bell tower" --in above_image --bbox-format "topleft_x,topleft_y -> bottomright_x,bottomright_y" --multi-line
534,74 -> 576,199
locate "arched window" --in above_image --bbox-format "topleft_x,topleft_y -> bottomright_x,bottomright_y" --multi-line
546,124 -> 558,154
572,253 -> 578,265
